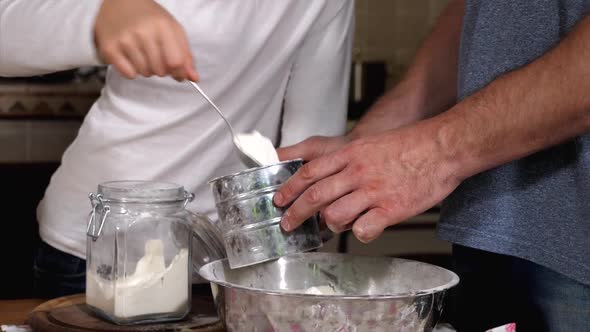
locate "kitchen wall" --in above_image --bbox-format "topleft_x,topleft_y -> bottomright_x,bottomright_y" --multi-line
354,0 -> 450,87
0,120 -> 81,162
0,74 -> 101,162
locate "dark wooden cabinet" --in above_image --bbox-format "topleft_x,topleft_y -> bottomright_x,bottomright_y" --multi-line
0,163 -> 59,299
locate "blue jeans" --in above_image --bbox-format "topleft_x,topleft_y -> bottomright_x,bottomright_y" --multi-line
447,245 -> 590,332
33,241 -> 86,299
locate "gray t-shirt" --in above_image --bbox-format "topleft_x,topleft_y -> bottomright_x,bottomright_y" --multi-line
438,0 -> 590,285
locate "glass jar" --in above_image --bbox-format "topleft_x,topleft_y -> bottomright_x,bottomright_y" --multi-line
85,181 -> 223,325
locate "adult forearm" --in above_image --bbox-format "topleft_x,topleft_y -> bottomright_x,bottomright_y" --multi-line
351,0 -> 464,138
274,9 -> 590,243
431,15 -> 590,182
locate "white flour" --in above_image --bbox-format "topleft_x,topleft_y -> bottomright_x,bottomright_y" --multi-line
236,131 -> 279,166
302,285 -> 342,295
278,285 -> 342,295
86,240 -> 189,318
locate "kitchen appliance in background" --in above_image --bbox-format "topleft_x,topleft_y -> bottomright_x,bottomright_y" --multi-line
347,59 -> 387,120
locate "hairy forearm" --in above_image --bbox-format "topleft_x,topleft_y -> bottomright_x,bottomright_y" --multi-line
428,14 -> 590,182
351,0 -> 464,139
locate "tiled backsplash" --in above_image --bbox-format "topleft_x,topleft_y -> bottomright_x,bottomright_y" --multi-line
0,71 -> 102,162
0,120 -> 81,162
354,0 -> 450,87
0,77 -> 101,119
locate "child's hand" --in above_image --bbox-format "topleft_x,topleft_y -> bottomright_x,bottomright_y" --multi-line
94,0 -> 199,82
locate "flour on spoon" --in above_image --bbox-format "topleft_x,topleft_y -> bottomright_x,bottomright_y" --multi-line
236,131 -> 279,166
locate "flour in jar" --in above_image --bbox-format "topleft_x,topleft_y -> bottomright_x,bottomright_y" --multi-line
86,239 -> 189,318
236,131 -> 279,166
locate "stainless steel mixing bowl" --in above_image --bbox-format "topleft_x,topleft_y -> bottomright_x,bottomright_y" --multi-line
199,252 -> 459,331
208,159 -> 322,269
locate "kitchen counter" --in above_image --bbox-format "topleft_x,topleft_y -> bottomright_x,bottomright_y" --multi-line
0,299 -> 44,325
0,284 -> 216,328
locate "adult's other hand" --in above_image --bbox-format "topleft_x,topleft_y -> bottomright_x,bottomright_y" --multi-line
274,126 -> 462,243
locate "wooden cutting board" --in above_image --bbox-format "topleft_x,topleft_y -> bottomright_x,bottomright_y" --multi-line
27,294 -> 225,332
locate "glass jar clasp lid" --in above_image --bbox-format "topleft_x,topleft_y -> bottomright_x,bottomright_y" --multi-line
86,191 -> 195,241
87,193 -> 110,241
183,191 -> 195,207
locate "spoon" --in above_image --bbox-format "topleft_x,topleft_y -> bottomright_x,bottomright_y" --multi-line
188,81 -> 262,168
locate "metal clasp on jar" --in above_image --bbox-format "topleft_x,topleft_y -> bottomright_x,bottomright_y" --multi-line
87,193 -> 110,241
86,190 -> 194,241
183,191 -> 195,207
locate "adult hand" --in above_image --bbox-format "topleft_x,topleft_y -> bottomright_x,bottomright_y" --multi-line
277,135 -> 352,162
273,126 -> 462,243
94,0 -> 199,81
